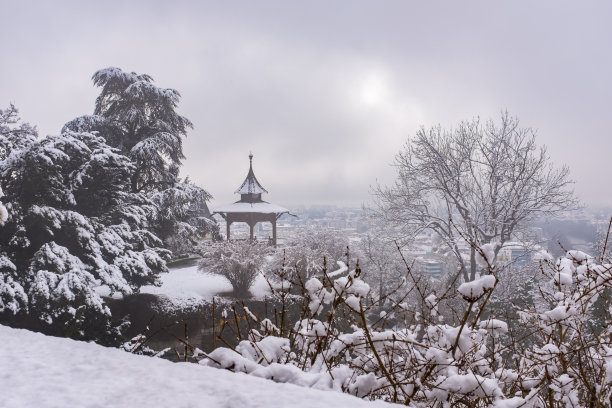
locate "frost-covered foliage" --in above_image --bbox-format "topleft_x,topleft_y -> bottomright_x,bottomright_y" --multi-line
268,228 -> 350,284
0,109 -> 31,316
64,67 -> 192,194
121,333 -> 170,358
594,217 -> 612,264
199,241 -> 269,298
0,185 -> 27,315
202,246 -> 612,407
0,107 -> 170,341
63,67 -> 215,256
0,104 -> 38,161
150,179 -> 218,256
357,233 -> 411,300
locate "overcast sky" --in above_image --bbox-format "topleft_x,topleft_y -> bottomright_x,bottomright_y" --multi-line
2,1 -> 611,208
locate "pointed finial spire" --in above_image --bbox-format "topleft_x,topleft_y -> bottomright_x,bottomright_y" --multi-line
235,151 -> 268,195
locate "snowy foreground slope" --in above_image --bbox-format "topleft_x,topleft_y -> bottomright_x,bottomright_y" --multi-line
0,325 -> 390,408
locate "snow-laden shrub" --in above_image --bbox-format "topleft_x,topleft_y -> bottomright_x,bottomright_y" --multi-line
202,244 -> 612,407
267,228 -> 349,284
199,241 -> 269,298
121,334 -> 170,358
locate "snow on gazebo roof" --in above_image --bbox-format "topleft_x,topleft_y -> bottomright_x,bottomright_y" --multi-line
234,153 -> 268,195
213,201 -> 289,215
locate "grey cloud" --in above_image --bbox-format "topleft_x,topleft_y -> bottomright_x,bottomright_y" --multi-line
1,0 -> 611,207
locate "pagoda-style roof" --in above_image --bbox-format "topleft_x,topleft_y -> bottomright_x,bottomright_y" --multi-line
234,153 -> 268,195
213,153 -> 290,216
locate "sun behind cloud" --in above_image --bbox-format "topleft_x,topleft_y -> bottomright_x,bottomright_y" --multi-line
359,71 -> 389,106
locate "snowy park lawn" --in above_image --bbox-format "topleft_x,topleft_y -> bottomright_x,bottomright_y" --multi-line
0,325 -> 390,408
97,262 -> 271,310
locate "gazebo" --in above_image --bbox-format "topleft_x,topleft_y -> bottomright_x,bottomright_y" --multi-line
213,153 -> 291,246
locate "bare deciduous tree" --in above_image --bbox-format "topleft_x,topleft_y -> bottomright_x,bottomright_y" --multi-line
372,113 -> 577,281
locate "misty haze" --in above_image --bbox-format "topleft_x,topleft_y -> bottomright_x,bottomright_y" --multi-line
1,1 -> 611,407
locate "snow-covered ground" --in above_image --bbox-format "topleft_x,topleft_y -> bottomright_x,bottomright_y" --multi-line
0,325 -> 389,408
140,264 -> 232,304
97,262 -> 272,309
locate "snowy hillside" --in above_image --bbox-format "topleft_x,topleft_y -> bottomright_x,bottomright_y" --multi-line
0,325 -> 390,408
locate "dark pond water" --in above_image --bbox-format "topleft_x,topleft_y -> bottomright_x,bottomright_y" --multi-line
107,289 -> 305,361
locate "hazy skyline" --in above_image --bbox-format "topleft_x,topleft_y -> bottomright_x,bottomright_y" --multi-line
2,1 -> 611,208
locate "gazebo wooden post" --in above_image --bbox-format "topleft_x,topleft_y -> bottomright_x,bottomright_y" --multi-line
249,222 -> 255,241
272,219 -> 277,247
226,218 -> 232,241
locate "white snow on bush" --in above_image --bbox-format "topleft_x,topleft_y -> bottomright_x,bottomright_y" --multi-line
457,275 -> 496,300
479,319 -> 508,335
0,325 -> 390,408
436,374 -> 502,399
328,260 -> 349,278
0,202 -> 8,225
425,293 -> 438,316
333,275 -> 370,298
237,336 -> 290,364
533,250 -> 553,262
553,257 -> 574,287
475,243 -> 497,267
566,250 -> 591,264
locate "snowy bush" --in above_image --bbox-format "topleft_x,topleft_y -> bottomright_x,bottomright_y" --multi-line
267,228 -> 350,284
199,241 -> 269,298
121,333 -> 170,358
201,239 -> 612,406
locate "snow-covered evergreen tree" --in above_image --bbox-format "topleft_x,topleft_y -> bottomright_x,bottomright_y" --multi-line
0,114 -> 169,340
64,67 -> 191,194
0,104 -> 38,161
63,67 -> 215,255
0,185 -> 27,316
0,106 -> 32,316
150,179 -> 218,256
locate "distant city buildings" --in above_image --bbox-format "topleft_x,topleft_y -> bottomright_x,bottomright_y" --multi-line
213,205 -> 371,244
211,203 -> 609,281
